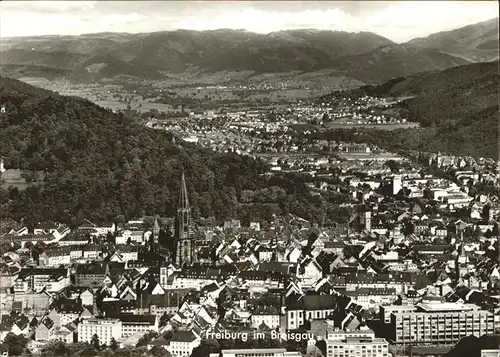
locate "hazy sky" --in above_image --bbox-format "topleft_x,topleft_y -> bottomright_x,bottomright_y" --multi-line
0,1 -> 498,42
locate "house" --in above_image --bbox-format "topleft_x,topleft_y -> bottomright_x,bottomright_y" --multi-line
323,241 -> 345,256
238,270 -> 285,289
286,294 -> 337,330
285,247 -> 302,263
51,226 -> 71,241
82,245 -> 105,260
35,318 -> 55,341
0,314 -> 31,340
166,330 -> 201,357
250,306 -> 281,329
47,299 -> 83,327
345,288 -> 398,308
110,245 -> 139,262
296,256 -> 322,287
119,314 -> 159,337
134,291 -> 187,316
171,267 -> 220,290
12,291 -> 52,314
1,234 -> 53,248
414,244 -> 449,256
80,289 -> 94,306
75,263 -> 109,287
33,223 -> 60,235
38,247 -> 72,267
95,223 -> 116,236
51,323 -> 77,343
115,230 -> 144,245
59,232 -> 91,246
14,268 -> 69,293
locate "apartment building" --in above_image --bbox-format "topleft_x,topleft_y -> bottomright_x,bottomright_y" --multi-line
119,314 -> 158,337
14,268 -> 69,293
220,349 -> 302,357
326,337 -> 389,357
77,318 -> 122,345
390,302 -> 496,344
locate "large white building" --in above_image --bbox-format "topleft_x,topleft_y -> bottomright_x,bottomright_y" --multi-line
326,337 -> 389,357
390,302 -> 496,344
220,349 -> 301,357
77,318 -> 122,345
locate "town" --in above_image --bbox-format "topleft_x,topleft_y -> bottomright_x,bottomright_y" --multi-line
1,110 -> 499,357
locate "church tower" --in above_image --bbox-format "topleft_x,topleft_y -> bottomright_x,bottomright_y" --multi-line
175,172 -> 194,266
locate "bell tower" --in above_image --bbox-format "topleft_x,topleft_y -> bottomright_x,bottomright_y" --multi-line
175,171 -> 194,266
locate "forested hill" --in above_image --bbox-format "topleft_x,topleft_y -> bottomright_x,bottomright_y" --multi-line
320,61 -> 499,159
0,77 -> 336,227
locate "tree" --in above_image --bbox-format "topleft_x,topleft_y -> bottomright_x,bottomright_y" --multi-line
41,341 -> 70,357
315,340 -> 327,356
110,337 -> 118,351
136,331 -> 158,347
150,346 -> 172,357
3,333 -> 29,356
482,204 -> 491,224
191,339 -> 220,357
91,334 -> 100,350
159,312 -> 170,327
106,231 -> 115,244
402,220 -> 415,236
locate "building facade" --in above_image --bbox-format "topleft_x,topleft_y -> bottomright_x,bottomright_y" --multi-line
326,337 -> 389,357
77,318 -> 122,345
390,303 -> 496,344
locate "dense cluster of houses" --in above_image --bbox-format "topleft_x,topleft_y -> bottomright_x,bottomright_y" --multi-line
0,193 -> 499,356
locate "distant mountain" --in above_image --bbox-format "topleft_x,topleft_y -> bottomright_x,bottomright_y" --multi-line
0,29 -> 394,79
200,30 -> 393,73
328,43 -> 472,83
0,29 -> 393,82
0,20 -> 496,83
407,17 -> 499,62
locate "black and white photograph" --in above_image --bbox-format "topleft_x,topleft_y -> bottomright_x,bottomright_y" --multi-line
0,1 -> 499,357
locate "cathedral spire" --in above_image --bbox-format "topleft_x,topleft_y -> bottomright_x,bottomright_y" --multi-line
175,170 -> 194,267
153,214 -> 160,243
179,171 -> 190,210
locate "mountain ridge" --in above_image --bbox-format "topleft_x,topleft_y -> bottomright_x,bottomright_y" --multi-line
0,18 -> 497,83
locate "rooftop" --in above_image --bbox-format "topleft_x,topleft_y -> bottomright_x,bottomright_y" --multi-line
221,349 -> 287,354
415,302 -> 478,313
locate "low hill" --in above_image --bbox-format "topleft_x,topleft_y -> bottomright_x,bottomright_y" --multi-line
318,61 -> 499,159
0,77 -> 335,227
407,17 -> 499,62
